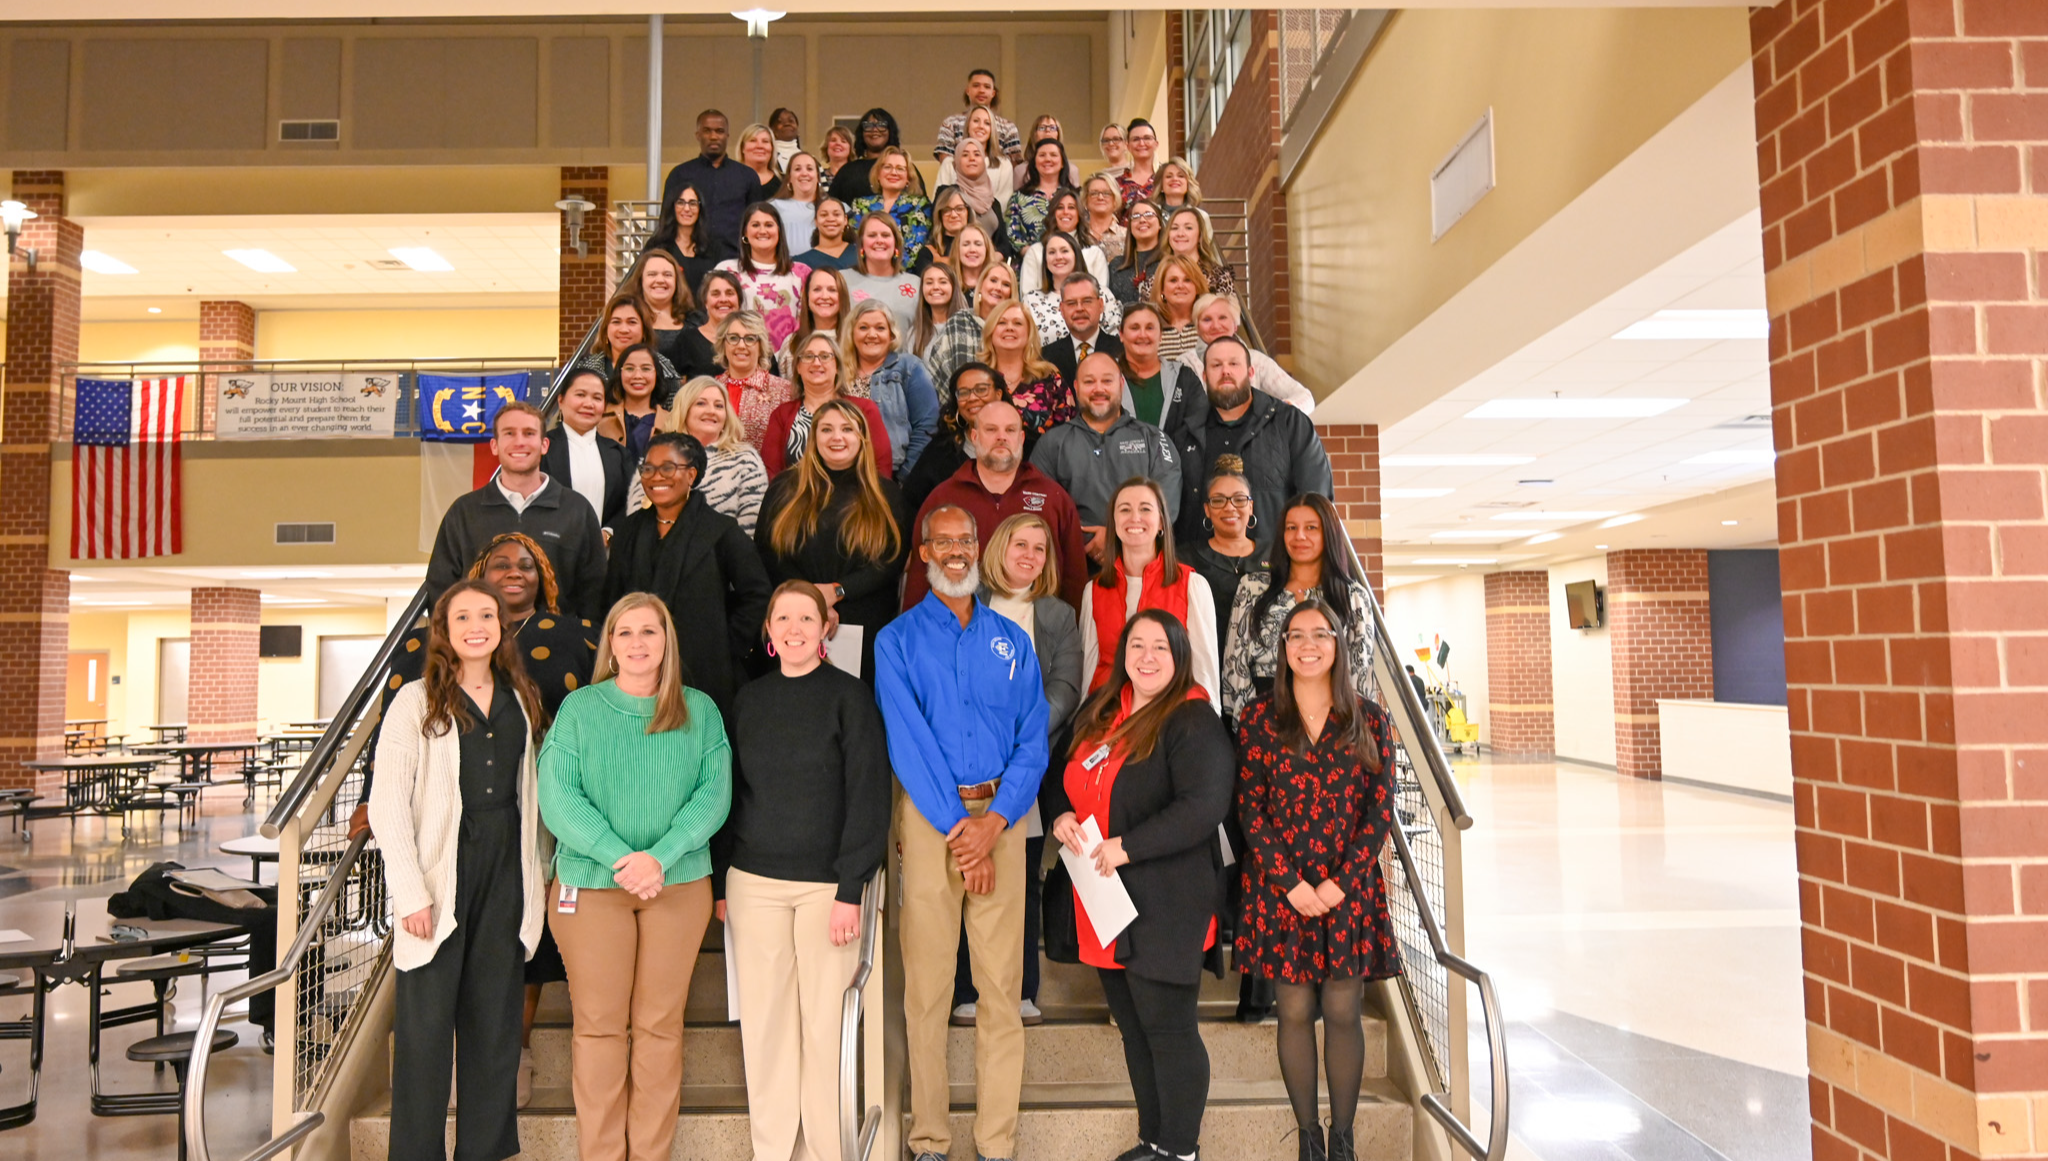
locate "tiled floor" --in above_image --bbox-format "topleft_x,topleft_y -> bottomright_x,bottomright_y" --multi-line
0,794 -> 275,1161
1459,756 -> 1811,1161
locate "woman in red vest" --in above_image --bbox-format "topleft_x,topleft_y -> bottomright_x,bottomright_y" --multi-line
1079,477 -> 1220,702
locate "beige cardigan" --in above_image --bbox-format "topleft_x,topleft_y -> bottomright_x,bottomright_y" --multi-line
370,681 -> 551,972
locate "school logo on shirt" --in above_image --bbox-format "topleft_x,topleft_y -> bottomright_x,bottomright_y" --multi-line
1021,491 -> 1047,512
1118,438 -> 1147,455
991,636 -> 1016,661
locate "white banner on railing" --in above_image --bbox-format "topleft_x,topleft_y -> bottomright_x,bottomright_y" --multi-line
216,372 -> 401,439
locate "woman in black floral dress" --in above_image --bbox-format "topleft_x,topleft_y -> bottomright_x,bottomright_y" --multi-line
1234,600 -> 1399,1161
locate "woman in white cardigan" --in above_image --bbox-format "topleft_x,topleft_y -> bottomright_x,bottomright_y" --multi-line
371,578 -> 551,1161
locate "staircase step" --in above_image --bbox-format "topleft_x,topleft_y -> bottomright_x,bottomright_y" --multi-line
349,1078 -> 1411,1161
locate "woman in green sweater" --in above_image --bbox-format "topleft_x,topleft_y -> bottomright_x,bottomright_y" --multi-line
539,591 -> 731,1161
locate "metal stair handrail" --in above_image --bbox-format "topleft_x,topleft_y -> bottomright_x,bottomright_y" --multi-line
838,867 -> 885,1161
183,832 -> 372,1161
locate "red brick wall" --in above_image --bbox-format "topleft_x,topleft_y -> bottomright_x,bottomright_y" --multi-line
1754,0 -> 2048,1152
1166,13 -> 1188,161
559,165 -> 614,365
1190,11 -> 1291,356
1607,549 -> 1714,780
198,300 -> 256,431
0,171 -> 78,794
1317,422 -> 1382,601
1484,570 -> 1554,757
188,587 -> 260,745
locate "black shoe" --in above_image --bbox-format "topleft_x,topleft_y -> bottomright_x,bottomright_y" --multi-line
1329,1125 -> 1357,1161
1296,1125 -> 1327,1161
1113,1146 -> 1156,1161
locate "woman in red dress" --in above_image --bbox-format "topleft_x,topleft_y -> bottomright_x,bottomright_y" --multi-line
1234,600 -> 1400,1161
1047,609 -> 1234,1161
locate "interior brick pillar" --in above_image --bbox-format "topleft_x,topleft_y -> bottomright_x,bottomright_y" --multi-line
1607,549 -> 1714,780
1317,422 -> 1381,601
1753,0 -> 2048,1154
559,166 -> 613,364
188,587 -> 259,745
1165,12 -> 1188,160
1188,10 -> 1292,358
0,171 -> 79,794
197,300 -> 256,431
1484,570 -> 1555,758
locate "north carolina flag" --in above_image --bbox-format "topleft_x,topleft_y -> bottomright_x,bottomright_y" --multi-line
72,376 -> 185,559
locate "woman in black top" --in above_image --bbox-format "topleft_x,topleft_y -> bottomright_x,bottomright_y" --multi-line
716,580 -> 891,1161
1048,609 -> 1234,1161
827,107 -> 902,203
754,399 -> 907,681
647,182 -> 725,301
603,432 -> 773,714
899,361 -> 1009,516
1181,453 -> 1271,663
676,269 -> 746,382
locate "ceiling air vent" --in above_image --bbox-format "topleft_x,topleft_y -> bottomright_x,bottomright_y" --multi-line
275,523 -> 336,545
1716,414 -> 1774,430
367,259 -> 409,270
1431,109 -> 1494,241
279,119 -> 340,142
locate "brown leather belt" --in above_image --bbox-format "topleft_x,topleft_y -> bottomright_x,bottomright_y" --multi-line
957,779 -> 1001,801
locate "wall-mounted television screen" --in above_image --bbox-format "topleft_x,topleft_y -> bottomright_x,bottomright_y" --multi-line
1565,580 -> 1604,630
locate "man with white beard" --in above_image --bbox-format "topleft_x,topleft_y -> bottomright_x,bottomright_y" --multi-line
875,504 -> 1050,1161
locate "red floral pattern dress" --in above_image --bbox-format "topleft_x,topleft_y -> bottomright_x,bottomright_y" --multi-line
1232,695 -> 1402,984
1009,374 -> 1075,444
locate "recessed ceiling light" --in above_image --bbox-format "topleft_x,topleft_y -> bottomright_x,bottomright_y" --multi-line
1722,519 -> 1739,526
146,306 -> 162,313
1410,557 -> 1497,566
80,250 -> 138,275
1464,398 -> 1686,419
237,569 -> 334,579
1383,454 -> 1536,467
1595,544 -> 1609,550
1429,530 -> 1513,539
388,246 -> 454,272
1524,532 -> 1562,545
1384,488 -> 1455,499
1599,514 -> 1645,529
1613,309 -> 1769,341
73,598 -> 152,607
1489,511 -> 1618,521
224,248 -> 296,273
1684,449 -> 1776,465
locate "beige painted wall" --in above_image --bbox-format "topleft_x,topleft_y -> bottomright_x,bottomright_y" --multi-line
79,320 -> 202,363
1384,572 -> 1492,746
1549,556 -> 1615,768
253,307 -> 556,361
1286,7 -> 1751,399
257,607 -> 392,728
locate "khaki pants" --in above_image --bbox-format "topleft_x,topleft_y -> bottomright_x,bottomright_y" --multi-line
549,878 -> 713,1161
725,868 -> 861,1161
898,793 -> 1026,1159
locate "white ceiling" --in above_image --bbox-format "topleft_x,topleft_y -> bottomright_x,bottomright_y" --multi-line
68,213 -> 559,309
69,564 -> 427,613
1380,210 -> 1776,574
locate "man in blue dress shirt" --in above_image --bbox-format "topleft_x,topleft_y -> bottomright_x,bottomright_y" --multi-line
875,504 -> 1049,1161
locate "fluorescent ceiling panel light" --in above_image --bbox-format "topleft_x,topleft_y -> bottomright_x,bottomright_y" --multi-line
1722,519 -> 1740,526
80,250 -> 138,275
1410,557 -> 1497,566
73,599 -> 152,607
1383,454 -> 1535,467
1464,398 -> 1686,419
1613,309 -> 1769,341
1429,530 -> 1514,539
1488,511 -> 1617,521
387,246 -> 454,272
1684,449 -> 1777,465
238,569 -> 334,579
146,306 -> 162,313
1384,488 -> 1455,499
261,595 -> 325,604
1524,532 -> 1563,545
1599,514 -> 1645,529
223,248 -> 296,273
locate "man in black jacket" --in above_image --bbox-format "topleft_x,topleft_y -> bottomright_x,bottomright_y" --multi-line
1040,274 -> 1125,385
660,109 -> 768,250
1170,336 -> 1333,546
425,401 -> 609,621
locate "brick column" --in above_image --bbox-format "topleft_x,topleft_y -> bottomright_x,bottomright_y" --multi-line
188,587 -> 259,745
197,300 -> 256,432
1188,10 -> 1292,358
0,171 -> 79,794
1606,549 -> 1714,780
1753,0 -> 2048,1155
559,166 -> 613,364
1484,571 -> 1554,758
1314,423 -> 1382,602
1165,12 -> 1188,161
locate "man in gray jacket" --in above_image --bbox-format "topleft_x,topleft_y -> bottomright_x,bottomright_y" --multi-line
1030,351 -> 1181,570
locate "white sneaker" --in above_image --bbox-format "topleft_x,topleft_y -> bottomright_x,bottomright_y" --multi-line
1019,999 -> 1044,1026
950,1002 -> 977,1026
516,1047 -> 533,1109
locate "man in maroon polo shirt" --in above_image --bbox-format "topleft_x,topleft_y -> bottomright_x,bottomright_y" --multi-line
901,400 -> 1089,611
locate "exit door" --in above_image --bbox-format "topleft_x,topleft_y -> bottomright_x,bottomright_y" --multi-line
67,651 -> 110,721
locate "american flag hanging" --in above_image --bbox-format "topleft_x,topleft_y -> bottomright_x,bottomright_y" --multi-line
71,376 -> 186,559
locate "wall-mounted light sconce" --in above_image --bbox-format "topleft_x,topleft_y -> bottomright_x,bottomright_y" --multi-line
554,197 -> 596,258
2,199 -> 39,272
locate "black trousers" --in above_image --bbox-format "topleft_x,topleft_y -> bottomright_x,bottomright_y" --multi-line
1098,968 -> 1209,1156
390,810 -> 526,1161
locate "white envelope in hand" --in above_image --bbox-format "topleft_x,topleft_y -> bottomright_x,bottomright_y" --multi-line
1059,816 -> 1139,948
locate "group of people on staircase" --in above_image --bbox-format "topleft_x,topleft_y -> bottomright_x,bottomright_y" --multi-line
359,63 -> 1400,1161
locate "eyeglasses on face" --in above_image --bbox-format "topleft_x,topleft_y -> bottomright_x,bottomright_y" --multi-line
1205,495 -> 1253,510
722,335 -> 762,346
955,383 -> 998,401
1284,629 -> 1339,645
797,351 -> 837,364
638,462 -> 693,479
926,536 -> 977,552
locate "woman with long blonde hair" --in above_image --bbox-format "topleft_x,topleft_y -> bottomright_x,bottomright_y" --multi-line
755,398 -> 907,680
976,296 -> 1071,445
540,590 -> 733,1161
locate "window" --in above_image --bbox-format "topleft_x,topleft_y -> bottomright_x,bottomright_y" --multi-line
1181,9 -> 1252,170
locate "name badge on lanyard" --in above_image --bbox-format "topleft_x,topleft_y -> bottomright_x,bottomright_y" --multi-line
1081,743 -> 1112,771
557,886 -> 579,914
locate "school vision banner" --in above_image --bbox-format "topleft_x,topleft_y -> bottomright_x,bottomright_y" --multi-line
215,372 -> 402,439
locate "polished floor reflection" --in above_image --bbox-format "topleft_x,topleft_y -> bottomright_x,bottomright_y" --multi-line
1459,756 -> 1810,1161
